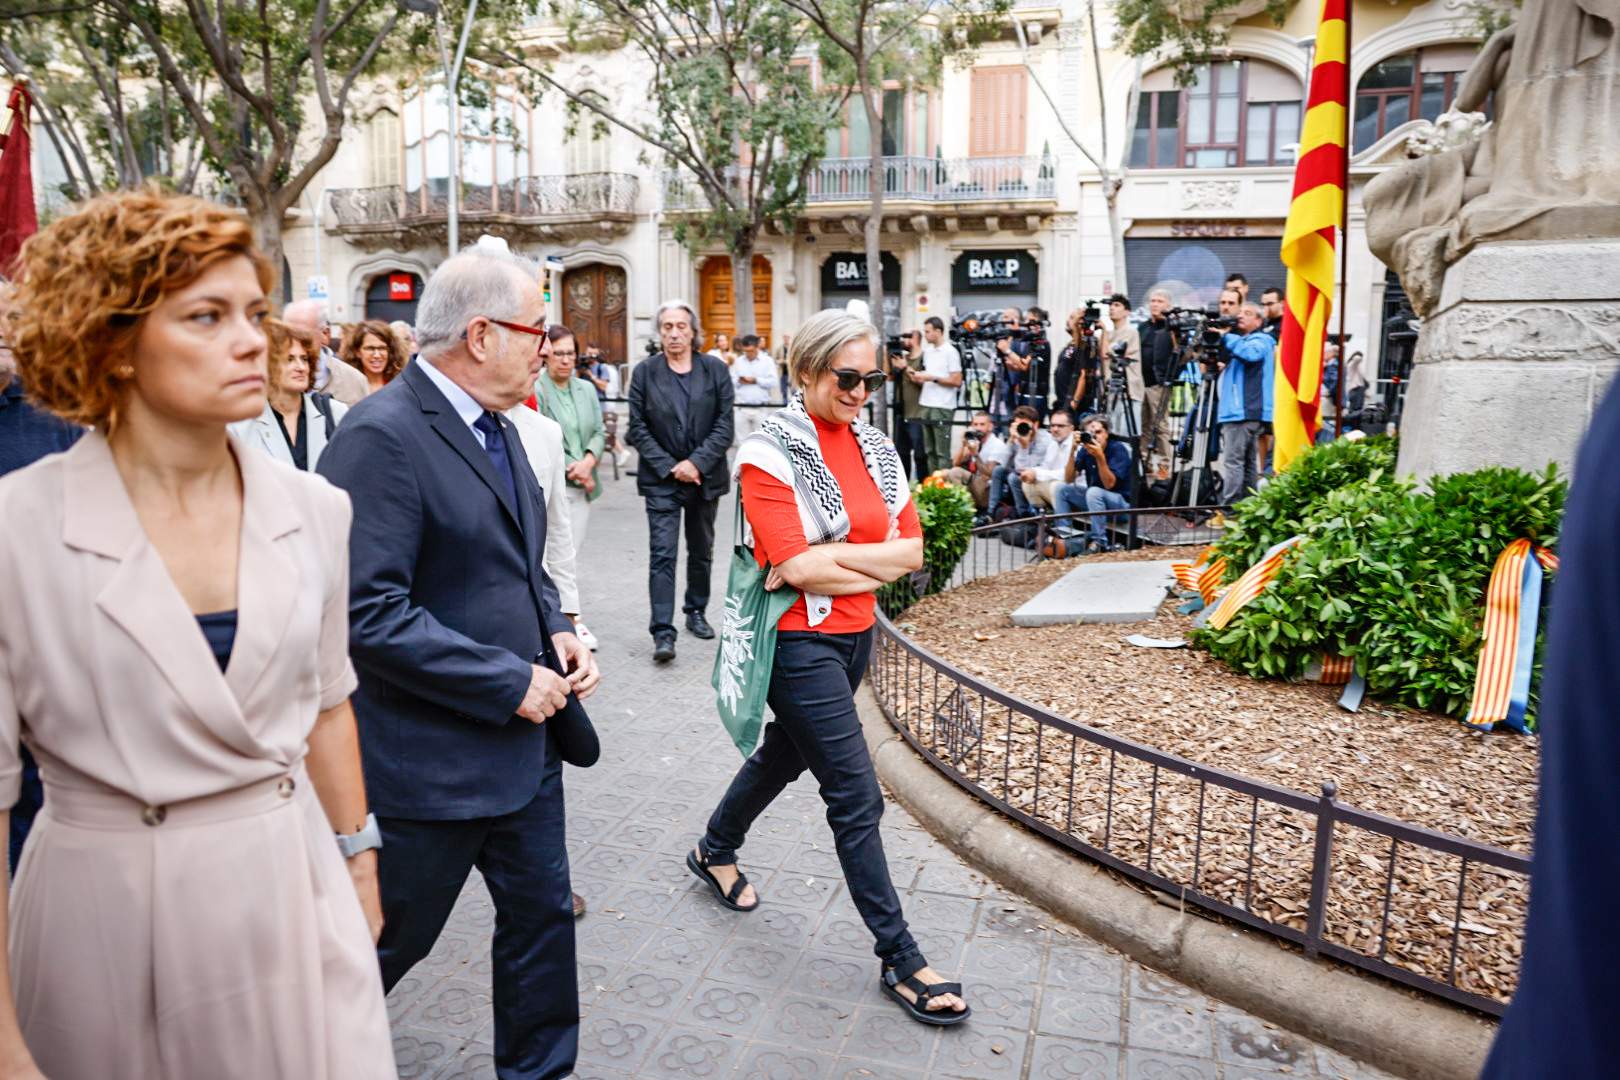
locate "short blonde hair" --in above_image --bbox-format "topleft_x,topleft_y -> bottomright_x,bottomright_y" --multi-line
788,309 -> 880,390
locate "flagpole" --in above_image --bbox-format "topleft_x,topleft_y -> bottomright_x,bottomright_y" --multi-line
1334,2 -> 1352,438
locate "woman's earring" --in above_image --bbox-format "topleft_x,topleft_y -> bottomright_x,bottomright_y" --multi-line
114,365 -> 134,378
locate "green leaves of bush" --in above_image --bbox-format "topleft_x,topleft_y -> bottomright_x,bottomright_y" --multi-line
879,481 -> 975,614
1193,440 -> 1566,727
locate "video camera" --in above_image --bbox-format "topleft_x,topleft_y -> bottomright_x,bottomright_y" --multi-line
949,311 -> 1048,347
1166,305 -> 1238,362
885,333 -> 912,358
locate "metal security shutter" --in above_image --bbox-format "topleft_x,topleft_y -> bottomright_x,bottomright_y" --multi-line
970,67 -> 1027,157
1124,237 -> 1287,310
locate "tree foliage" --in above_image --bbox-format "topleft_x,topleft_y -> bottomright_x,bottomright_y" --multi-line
1112,0 -> 1291,83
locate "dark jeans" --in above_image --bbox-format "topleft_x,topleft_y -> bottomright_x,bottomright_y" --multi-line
377,747 -> 576,1080
644,485 -> 720,636
894,416 -> 928,481
702,629 -> 920,971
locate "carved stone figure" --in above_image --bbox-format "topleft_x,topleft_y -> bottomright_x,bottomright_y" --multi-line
1365,0 -> 1620,314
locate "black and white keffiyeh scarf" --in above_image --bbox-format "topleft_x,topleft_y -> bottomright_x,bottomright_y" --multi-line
733,392 -> 910,626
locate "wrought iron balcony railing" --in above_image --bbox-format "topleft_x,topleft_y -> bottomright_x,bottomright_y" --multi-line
327,172 -> 641,228
662,155 -> 1056,212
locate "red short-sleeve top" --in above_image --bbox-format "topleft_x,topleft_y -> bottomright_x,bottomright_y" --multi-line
741,414 -> 922,634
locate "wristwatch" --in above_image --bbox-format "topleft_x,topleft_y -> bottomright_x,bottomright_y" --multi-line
335,813 -> 383,859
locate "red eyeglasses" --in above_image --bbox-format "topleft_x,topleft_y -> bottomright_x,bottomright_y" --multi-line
463,316 -> 548,341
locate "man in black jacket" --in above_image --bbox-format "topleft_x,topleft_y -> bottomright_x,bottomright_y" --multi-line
627,300 -> 735,661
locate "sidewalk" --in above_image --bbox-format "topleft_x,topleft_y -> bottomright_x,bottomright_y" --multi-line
386,469 -> 1399,1080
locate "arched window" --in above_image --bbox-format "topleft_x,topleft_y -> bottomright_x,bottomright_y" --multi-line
1353,45 -> 1477,152
366,109 -> 401,189
565,97 -> 613,175
1129,59 -> 1303,170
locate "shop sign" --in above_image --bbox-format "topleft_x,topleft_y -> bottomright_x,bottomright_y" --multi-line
388,273 -> 416,300
951,249 -> 1038,292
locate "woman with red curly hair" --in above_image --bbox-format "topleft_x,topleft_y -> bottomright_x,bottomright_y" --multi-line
0,191 -> 393,1078
340,318 -> 407,396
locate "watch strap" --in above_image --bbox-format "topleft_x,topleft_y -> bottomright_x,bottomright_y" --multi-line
336,812 -> 382,859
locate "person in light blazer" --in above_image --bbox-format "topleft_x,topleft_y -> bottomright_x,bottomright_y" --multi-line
532,323 -> 605,650
229,317 -> 348,471
0,191 -> 392,1078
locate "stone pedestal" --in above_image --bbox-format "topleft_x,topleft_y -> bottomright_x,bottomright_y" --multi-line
1396,238 -> 1620,483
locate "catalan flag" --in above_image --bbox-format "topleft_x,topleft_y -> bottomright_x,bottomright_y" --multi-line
1466,539 -> 1559,733
1273,0 -> 1349,471
1206,536 -> 1305,631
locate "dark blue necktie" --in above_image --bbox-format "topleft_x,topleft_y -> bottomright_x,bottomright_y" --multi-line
472,411 -> 518,508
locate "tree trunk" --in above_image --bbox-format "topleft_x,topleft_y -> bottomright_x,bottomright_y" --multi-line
858,68 -> 889,434
1104,177 -> 1128,295
255,204 -> 287,313
730,242 -> 756,341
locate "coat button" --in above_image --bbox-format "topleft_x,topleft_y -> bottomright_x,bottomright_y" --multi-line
140,805 -> 167,827
276,777 -> 295,798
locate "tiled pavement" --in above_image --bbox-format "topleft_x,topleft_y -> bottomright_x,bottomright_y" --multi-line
386,466 -> 1399,1080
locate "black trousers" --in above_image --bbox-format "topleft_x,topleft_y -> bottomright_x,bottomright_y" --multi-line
376,748 -> 576,1080
644,485 -> 720,636
703,629 -> 921,971
894,416 -> 929,481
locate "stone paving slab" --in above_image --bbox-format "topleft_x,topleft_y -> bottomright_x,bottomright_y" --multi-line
1010,560 -> 1178,626
384,471 -> 1399,1079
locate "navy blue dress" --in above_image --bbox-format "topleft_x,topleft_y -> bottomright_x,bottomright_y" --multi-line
1480,380 -> 1620,1076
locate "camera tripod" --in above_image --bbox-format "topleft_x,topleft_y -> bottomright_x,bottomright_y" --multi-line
1171,361 -> 1221,510
1099,349 -> 1143,493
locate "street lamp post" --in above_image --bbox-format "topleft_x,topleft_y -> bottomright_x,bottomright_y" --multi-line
401,0 -> 481,256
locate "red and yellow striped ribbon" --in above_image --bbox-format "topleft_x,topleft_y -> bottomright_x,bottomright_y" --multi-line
1197,557 -> 1229,606
1172,546 -> 1213,591
1273,0 -> 1348,473
1207,536 -> 1306,630
1317,653 -> 1355,685
1467,539 -> 1558,732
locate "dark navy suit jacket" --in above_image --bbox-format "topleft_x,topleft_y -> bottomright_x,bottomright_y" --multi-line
318,361 -> 576,820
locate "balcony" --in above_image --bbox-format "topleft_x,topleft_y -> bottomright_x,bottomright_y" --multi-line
327,172 -> 641,249
662,155 -> 1057,235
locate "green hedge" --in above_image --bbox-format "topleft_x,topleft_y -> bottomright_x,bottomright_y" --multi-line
878,481 -> 975,615
1193,443 -> 1565,726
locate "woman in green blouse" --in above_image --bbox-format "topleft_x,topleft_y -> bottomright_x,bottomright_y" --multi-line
535,324 -> 606,647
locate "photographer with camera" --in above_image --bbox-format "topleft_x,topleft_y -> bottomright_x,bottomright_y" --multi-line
1000,405 -> 1061,518
1216,303 -> 1276,503
946,410 -> 1010,518
887,330 -> 929,480
731,334 -> 781,441
1054,308 -> 1100,417
1053,414 -> 1133,554
1022,409 -> 1076,512
1022,306 -> 1052,415
1140,289 -> 1179,477
912,316 -> 963,474
991,306 -> 1032,424
1260,287 -> 1284,342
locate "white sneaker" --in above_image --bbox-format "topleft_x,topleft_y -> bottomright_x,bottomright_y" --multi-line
574,620 -> 599,651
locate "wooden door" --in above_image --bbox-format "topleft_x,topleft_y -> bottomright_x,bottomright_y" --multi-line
698,255 -> 773,348
561,263 -> 628,365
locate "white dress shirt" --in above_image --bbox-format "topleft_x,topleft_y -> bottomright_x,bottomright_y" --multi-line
416,356 -> 488,446
505,405 -> 581,615
731,352 -> 780,405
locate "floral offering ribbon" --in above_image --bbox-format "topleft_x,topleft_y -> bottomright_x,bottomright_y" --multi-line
1172,546 -> 1229,607
1206,536 -> 1306,631
1466,539 -> 1559,734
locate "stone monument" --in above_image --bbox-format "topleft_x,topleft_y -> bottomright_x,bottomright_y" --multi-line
1364,0 -> 1620,482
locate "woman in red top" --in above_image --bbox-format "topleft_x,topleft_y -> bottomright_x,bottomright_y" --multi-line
686,310 -> 971,1027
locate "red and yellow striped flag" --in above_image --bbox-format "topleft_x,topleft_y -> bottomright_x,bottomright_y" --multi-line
1206,536 -> 1305,631
1273,0 -> 1349,471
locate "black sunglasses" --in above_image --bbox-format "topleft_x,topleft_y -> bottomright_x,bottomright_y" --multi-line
832,368 -> 887,394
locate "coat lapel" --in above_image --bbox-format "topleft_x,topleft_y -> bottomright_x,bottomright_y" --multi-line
63,434 -> 267,758
406,362 -> 524,534
224,436 -> 302,712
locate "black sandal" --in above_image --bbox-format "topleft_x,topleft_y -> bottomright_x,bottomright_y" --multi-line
881,957 -> 971,1027
685,844 -> 760,913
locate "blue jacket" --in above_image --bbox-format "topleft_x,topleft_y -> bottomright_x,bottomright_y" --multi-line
317,361 -> 578,820
1217,331 -> 1275,424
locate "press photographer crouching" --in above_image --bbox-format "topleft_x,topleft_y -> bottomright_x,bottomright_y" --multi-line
998,405 -> 1063,518
1053,413 -> 1134,553
946,410 -> 1010,518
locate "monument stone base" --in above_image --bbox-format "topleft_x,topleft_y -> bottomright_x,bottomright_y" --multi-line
1395,238 -> 1620,483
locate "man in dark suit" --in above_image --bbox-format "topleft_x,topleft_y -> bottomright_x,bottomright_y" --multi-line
318,245 -> 600,1080
627,299 -> 734,662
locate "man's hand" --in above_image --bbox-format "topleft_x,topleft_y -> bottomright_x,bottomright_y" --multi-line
1019,467 -> 1037,483
1084,439 -> 1105,459
552,631 -> 602,700
517,663 -> 571,722
739,375 -> 756,384
764,565 -> 786,591
906,368 -> 928,384
672,459 -> 702,484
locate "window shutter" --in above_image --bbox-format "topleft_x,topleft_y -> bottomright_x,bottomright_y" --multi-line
970,67 -> 1027,156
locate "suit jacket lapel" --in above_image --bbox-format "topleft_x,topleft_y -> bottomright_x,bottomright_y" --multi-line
405,362 -> 524,534
225,437 -> 302,715
63,434 -> 266,758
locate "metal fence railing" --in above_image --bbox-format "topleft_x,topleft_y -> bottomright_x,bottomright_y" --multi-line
871,512 -> 1530,1016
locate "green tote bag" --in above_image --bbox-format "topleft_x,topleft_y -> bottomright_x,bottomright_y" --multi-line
712,483 -> 798,757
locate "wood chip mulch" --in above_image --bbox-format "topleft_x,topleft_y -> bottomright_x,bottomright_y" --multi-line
884,553 -> 1536,1005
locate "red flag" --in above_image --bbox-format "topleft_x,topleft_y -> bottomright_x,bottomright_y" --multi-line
0,81 -> 38,277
